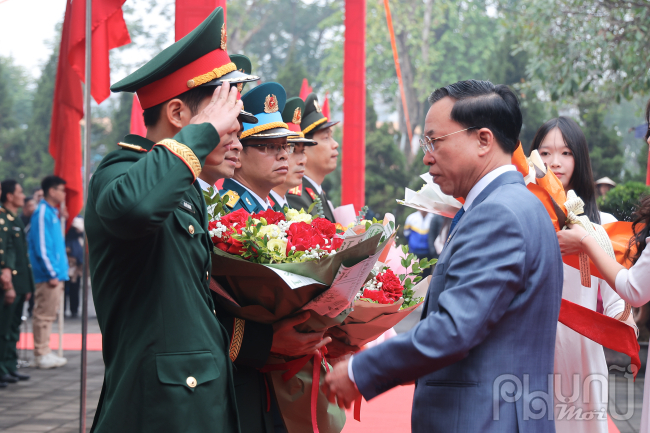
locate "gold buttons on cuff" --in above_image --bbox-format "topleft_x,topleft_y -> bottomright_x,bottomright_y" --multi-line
0,250 -> 3,254
186,376 -> 197,388
188,225 -> 195,235
12,270 -> 17,275
3,227 -> 7,231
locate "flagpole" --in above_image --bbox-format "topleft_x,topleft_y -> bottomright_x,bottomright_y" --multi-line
79,0 -> 92,429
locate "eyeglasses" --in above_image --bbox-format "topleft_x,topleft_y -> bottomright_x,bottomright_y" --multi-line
244,143 -> 295,155
419,126 -> 478,154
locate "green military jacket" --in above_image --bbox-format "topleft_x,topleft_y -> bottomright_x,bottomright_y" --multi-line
286,177 -> 335,222
0,212 -> 10,273
86,124 -> 239,433
0,207 -> 35,294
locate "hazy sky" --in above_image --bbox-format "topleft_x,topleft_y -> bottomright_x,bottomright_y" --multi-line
0,0 -> 67,78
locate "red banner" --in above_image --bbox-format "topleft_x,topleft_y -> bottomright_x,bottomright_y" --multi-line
341,0 -> 366,212
50,0 -> 83,229
175,0 -> 226,41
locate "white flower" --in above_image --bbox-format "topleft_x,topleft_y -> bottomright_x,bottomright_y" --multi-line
267,239 -> 288,258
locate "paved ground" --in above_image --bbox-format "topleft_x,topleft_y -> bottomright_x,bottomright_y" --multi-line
0,306 -> 645,432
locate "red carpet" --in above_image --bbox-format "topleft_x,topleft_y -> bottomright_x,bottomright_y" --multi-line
342,385 -> 414,433
17,333 -> 103,351
340,385 -> 621,433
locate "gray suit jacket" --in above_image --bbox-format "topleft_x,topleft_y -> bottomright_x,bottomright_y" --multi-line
352,171 -> 563,432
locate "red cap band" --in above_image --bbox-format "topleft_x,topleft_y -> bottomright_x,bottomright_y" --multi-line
136,49 -> 231,109
287,122 -> 301,133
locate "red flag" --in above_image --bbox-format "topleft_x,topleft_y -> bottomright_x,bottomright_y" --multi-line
50,0 -> 84,229
69,0 -> 131,104
176,0 -> 226,41
322,92 -> 331,119
299,78 -> 312,101
130,94 -> 146,136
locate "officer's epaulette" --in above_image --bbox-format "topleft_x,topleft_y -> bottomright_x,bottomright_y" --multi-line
118,142 -> 148,152
288,185 -> 302,196
220,190 -> 240,208
305,187 -> 317,200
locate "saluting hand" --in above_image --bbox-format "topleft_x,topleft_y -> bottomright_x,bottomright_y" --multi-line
190,83 -> 242,144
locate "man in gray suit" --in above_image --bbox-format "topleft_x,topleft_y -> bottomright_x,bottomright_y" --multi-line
323,80 -> 563,432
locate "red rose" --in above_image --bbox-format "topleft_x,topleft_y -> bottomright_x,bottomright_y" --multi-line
312,218 -> 336,237
375,269 -> 404,296
362,288 -> 397,304
220,208 -> 250,227
253,209 -> 286,225
287,222 -> 325,251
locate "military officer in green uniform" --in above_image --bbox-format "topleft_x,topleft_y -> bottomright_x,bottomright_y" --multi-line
286,93 -> 340,222
85,8 -> 259,433
0,188 -> 14,389
219,82 -> 296,214
0,180 -> 34,384
213,83 -> 331,433
269,97 -> 317,212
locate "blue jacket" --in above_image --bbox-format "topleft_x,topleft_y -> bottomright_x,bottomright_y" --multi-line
352,171 -> 563,432
28,200 -> 69,283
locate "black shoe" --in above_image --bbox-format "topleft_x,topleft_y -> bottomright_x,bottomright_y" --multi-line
0,374 -> 18,384
9,371 -> 29,381
0,381 -> 7,388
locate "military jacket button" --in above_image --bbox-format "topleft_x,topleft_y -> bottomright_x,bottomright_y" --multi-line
189,225 -> 195,235
186,376 -> 197,388
0,250 -> 3,254
12,270 -> 17,275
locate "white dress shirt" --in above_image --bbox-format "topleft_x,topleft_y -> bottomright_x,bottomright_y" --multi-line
348,164 -> 517,385
269,190 -> 288,209
303,175 -> 323,194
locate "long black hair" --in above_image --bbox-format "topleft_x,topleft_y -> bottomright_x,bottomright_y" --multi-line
529,117 -> 600,223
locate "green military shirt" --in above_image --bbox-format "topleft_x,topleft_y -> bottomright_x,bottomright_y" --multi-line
86,124 -> 239,433
0,210 -> 11,272
286,177 -> 335,222
0,207 -> 35,294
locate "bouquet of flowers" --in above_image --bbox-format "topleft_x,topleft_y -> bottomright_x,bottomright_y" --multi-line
207,201 -> 396,433
397,173 -> 462,218
330,245 -> 435,348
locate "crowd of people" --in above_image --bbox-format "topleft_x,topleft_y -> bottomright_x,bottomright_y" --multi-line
0,174 -> 87,384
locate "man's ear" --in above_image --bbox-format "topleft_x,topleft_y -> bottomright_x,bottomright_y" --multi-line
476,128 -> 495,156
165,99 -> 185,129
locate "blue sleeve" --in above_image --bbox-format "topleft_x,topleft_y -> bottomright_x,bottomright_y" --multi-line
32,204 -> 58,279
352,201 -> 526,400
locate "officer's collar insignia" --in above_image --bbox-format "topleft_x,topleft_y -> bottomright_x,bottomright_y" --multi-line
268,196 -> 275,207
288,185 -> 302,196
221,24 -> 227,50
292,107 -> 302,124
6,214 -> 14,221
264,94 -> 279,113
313,100 -> 321,113
305,187 -> 317,200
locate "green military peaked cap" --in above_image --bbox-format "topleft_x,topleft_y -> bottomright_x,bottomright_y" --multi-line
110,7 -> 258,110
301,92 -> 339,136
282,97 -> 317,145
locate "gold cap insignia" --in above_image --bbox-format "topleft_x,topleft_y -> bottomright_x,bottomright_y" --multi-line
314,100 -> 321,113
221,24 -> 227,50
237,83 -> 243,93
292,107 -> 302,124
264,94 -> 279,113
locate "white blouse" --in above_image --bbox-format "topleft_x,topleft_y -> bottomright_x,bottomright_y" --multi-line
615,237 -> 650,308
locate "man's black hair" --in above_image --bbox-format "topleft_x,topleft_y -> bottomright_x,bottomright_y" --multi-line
143,86 -> 216,127
41,175 -> 66,198
0,179 -> 17,204
428,80 -> 522,154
